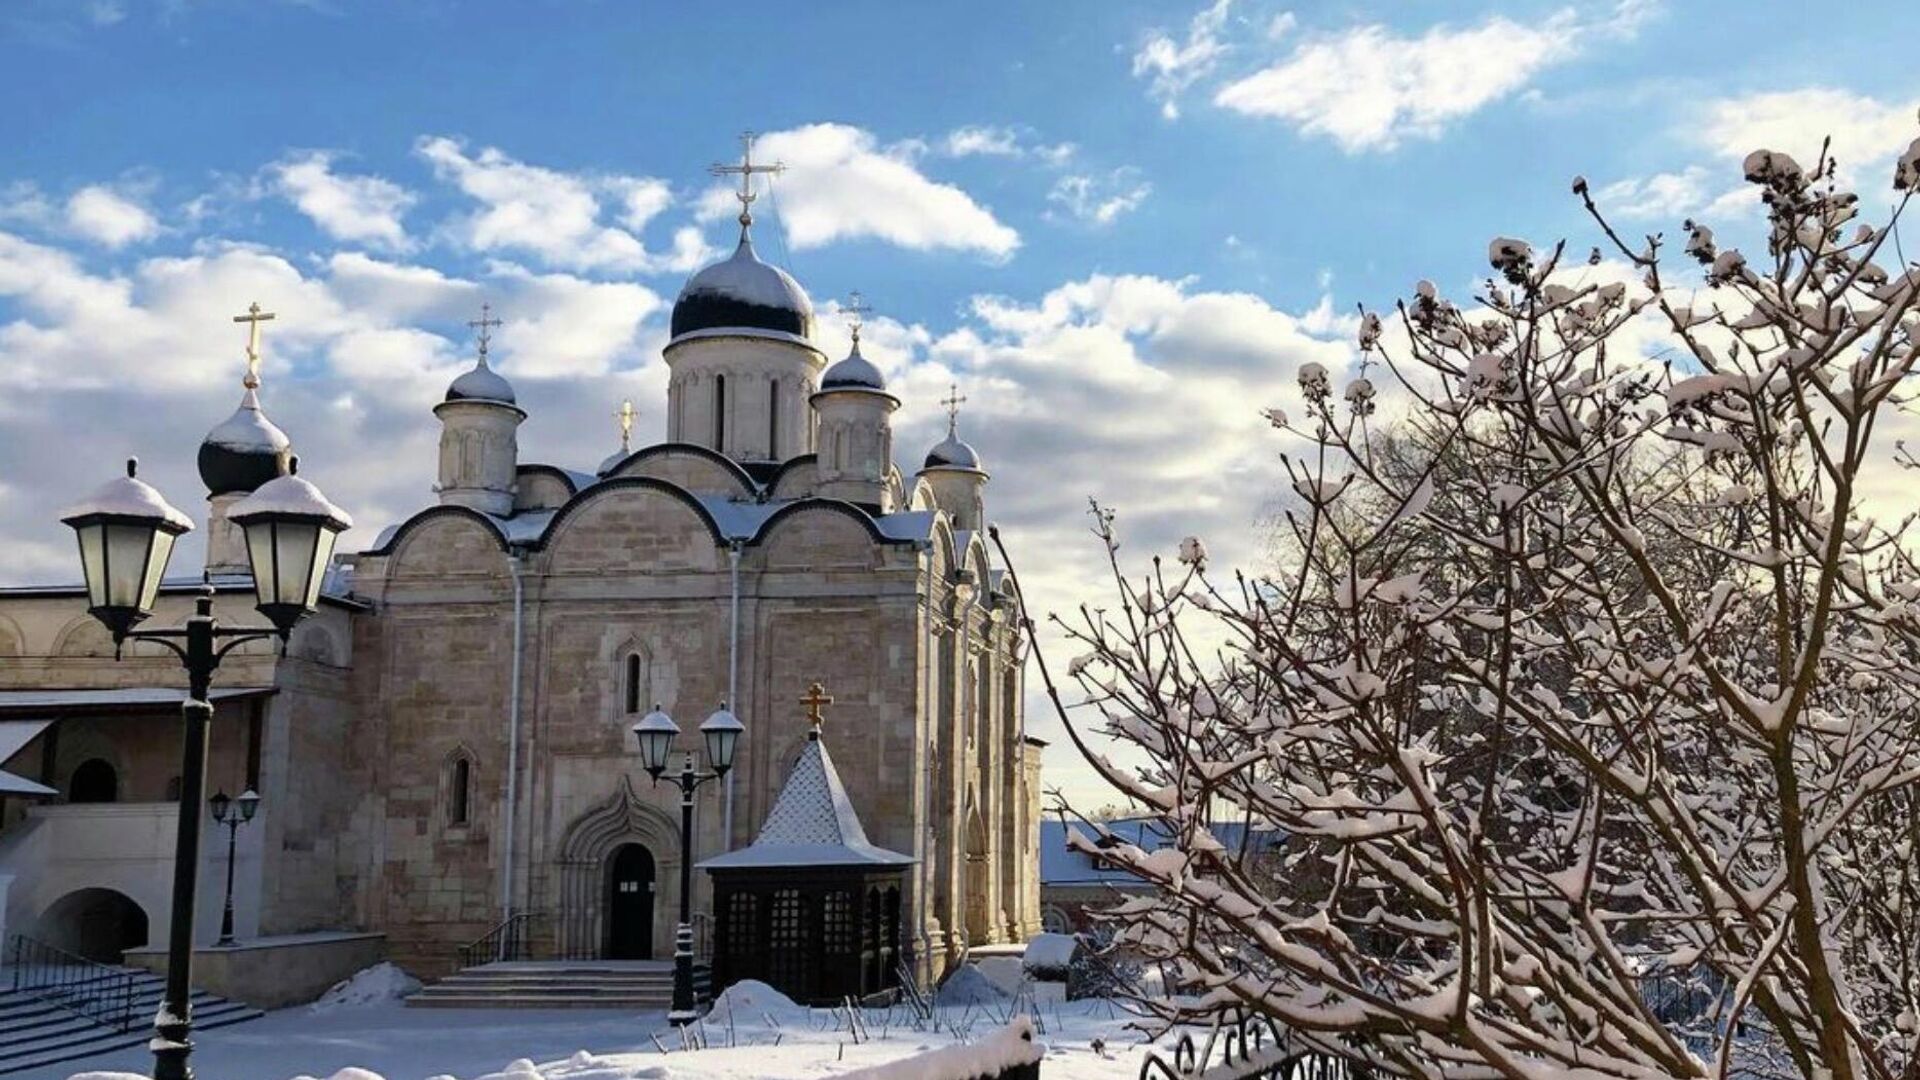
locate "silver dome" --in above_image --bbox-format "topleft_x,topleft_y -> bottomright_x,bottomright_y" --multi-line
445,358 -> 517,405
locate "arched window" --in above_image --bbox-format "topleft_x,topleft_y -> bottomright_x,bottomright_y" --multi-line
768,378 -> 780,458
625,653 -> 643,714
69,758 -> 118,803
449,757 -> 471,826
714,375 -> 727,448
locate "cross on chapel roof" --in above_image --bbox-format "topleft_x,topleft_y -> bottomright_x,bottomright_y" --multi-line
709,131 -> 785,234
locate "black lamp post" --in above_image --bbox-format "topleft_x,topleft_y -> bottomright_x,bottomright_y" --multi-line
208,788 -> 260,946
631,701 -> 743,1025
61,457 -> 350,1080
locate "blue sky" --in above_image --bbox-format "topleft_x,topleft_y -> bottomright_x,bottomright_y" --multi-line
4,0 -> 1917,803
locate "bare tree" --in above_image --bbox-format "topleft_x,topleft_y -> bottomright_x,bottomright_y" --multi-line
997,133 -> 1920,1078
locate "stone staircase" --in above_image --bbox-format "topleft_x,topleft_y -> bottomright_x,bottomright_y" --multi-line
0,968 -> 262,1074
407,960 -> 704,1010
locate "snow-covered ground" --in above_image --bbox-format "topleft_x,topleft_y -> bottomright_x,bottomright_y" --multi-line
47,978 -> 1169,1080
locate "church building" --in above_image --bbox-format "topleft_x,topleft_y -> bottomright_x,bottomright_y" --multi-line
0,156 -> 1044,990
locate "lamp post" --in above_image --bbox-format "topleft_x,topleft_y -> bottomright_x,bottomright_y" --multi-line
631,701 -> 743,1025
60,457 -> 350,1080
208,788 -> 260,946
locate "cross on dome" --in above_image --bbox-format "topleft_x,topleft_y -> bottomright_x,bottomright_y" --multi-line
709,131 -> 785,234
843,291 -> 874,345
231,301 -> 276,390
940,383 -> 969,439
616,399 -> 636,452
799,681 -> 834,737
468,302 -> 503,366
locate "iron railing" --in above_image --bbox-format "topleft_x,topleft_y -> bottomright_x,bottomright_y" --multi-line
458,911 -> 538,968
1138,1007 -> 1371,1080
6,934 -> 139,1033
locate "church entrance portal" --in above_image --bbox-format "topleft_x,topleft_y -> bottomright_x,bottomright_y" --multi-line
605,843 -> 655,959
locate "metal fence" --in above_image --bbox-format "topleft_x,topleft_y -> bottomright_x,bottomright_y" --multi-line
1138,1007 -> 1371,1080
6,933 -> 140,1033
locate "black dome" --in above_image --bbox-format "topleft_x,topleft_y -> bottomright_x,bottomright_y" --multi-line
198,390 -> 291,497
670,235 -> 815,342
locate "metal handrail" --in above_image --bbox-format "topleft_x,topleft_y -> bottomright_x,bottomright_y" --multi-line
6,933 -> 139,1033
458,911 -> 538,968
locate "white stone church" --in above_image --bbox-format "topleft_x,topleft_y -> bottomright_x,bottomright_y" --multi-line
0,183 -> 1043,992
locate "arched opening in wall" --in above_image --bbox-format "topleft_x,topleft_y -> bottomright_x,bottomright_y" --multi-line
714,375 -> 727,449
39,888 -> 149,963
624,653 -> 643,715
69,758 -> 118,803
604,843 -> 656,959
450,757 -> 471,825
768,378 -> 780,458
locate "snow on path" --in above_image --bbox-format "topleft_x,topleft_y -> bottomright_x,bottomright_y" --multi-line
48,998 -> 1163,1080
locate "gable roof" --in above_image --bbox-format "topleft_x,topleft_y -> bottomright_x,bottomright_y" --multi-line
700,732 -> 913,870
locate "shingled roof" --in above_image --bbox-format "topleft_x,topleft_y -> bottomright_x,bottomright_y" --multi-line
700,730 -> 913,870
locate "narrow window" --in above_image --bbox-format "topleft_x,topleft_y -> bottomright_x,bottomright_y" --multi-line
450,758 -> 470,825
768,379 -> 780,458
714,375 -> 727,448
625,654 -> 642,714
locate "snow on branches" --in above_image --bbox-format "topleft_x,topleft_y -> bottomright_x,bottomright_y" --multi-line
997,132 -> 1920,1080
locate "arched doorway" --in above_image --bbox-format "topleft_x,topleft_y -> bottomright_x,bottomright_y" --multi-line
69,758 -> 119,803
605,843 -> 656,959
39,888 -> 148,963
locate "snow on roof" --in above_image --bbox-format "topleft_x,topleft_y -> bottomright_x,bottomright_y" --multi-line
0,719 -> 52,765
0,687 -> 275,714
0,770 -> 55,796
700,733 -> 913,870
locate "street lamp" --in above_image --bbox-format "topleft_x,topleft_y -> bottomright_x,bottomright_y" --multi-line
631,701 -> 742,1025
61,457 -> 350,1080
208,788 -> 260,947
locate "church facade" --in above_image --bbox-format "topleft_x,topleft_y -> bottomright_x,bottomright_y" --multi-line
0,189 -> 1044,983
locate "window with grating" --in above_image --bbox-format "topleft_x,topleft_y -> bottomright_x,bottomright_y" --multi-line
726,892 -> 757,960
768,888 -> 808,992
823,890 -> 855,956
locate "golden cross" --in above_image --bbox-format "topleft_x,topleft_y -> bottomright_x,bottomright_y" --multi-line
844,291 -> 874,345
708,131 -> 785,227
616,399 -> 636,452
939,383 -> 968,438
799,682 -> 834,730
468,302 -> 503,364
231,302 -> 276,389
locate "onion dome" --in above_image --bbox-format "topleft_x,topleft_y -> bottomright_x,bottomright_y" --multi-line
670,232 -> 815,344
922,383 -> 985,473
820,340 -> 887,392
445,355 -> 516,405
923,433 -> 984,472
198,387 -> 292,497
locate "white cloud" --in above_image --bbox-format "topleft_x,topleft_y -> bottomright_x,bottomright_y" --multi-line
1132,0 -> 1236,120
1214,2 -> 1650,152
270,151 -> 417,251
944,125 -> 1022,158
416,136 -> 712,274
1046,169 -> 1152,226
483,263 -> 660,379
1596,87 -> 1920,225
696,123 -> 1020,260
65,184 -> 160,248
940,124 -> 1076,165
1593,166 -> 1717,220
1698,88 -> 1920,178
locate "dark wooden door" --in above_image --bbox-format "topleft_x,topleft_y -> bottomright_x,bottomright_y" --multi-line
606,844 -> 655,959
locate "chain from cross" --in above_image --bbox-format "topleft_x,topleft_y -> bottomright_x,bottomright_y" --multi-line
799,682 -> 834,730
940,383 -> 968,437
468,302 -> 503,364
616,399 -> 636,451
844,290 -> 874,344
231,302 -> 277,389
709,131 -> 785,227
